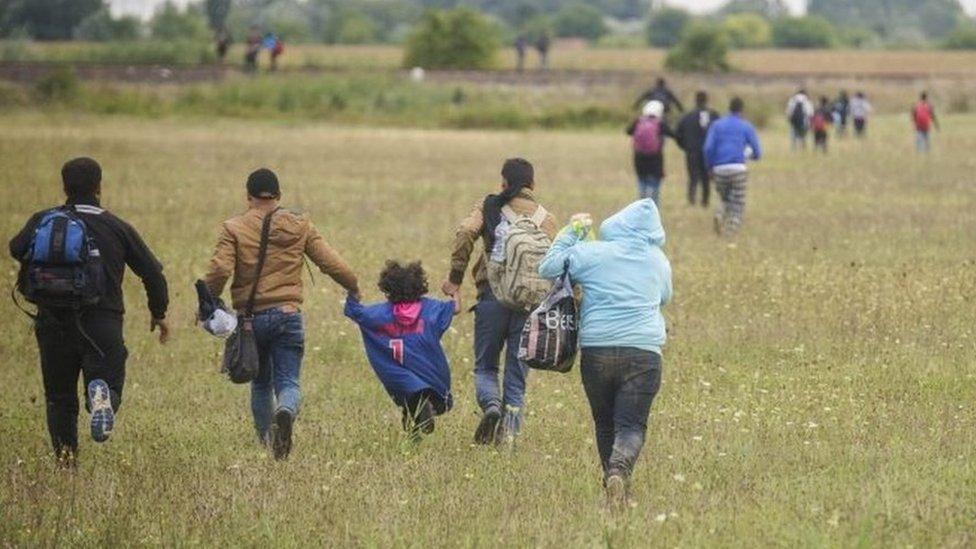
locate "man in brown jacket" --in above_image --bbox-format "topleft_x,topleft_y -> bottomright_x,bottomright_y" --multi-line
204,168 -> 359,459
441,158 -> 557,446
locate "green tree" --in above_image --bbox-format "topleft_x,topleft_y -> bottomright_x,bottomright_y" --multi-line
771,16 -> 836,48
74,8 -> 141,41
335,10 -> 380,43
943,22 -> 976,49
808,0 -> 962,41
2,0 -> 103,40
204,0 -> 232,31
403,8 -> 500,69
722,13 -> 772,48
664,22 -> 730,72
151,2 -> 210,41
647,7 -> 691,48
719,0 -> 790,18
554,2 -> 607,41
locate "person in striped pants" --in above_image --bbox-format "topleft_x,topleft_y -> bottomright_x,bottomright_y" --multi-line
703,97 -> 762,236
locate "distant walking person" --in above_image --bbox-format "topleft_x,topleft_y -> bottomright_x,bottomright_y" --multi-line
9,157 -> 170,467
850,91 -> 872,138
812,96 -> 832,154
633,77 -> 684,119
833,90 -> 850,137
912,92 -> 939,153
539,199 -> 672,511
626,100 -> 675,204
203,168 -> 360,460
264,32 -> 284,71
704,97 -> 762,236
215,28 -> 232,63
535,32 -> 551,70
244,26 -> 261,72
441,158 -> 558,448
674,90 -> 719,207
514,34 -> 527,72
786,89 -> 814,150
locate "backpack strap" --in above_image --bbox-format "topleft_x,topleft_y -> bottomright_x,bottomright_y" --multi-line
500,205 -> 518,224
530,206 -> 548,228
244,208 -> 279,318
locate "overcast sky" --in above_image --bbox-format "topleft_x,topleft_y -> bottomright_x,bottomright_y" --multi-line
108,0 -> 976,20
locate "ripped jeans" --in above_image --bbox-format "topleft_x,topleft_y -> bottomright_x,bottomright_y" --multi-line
580,347 -> 662,481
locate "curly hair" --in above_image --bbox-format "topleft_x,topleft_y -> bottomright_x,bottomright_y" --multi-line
378,260 -> 429,303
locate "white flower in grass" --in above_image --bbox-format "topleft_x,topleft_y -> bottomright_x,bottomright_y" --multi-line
673,473 -> 685,483
655,513 -> 668,523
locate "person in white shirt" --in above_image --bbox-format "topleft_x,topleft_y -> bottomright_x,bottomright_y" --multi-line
785,89 -> 814,150
849,91 -> 873,138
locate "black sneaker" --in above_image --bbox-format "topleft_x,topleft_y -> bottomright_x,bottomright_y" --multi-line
271,409 -> 293,460
416,401 -> 436,435
473,407 -> 501,445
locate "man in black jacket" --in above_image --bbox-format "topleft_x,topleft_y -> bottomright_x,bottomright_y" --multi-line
633,77 -> 684,117
9,157 -> 169,466
675,91 -> 720,207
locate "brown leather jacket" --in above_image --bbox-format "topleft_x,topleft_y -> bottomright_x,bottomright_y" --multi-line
449,189 -> 558,292
204,206 -> 358,313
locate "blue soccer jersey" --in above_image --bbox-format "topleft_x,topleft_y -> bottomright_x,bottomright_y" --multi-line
345,296 -> 454,411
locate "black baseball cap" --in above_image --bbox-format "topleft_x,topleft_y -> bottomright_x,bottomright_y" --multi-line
246,168 -> 280,199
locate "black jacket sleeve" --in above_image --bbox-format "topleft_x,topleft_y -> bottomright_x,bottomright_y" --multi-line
8,212 -> 42,262
625,120 -> 637,136
120,220 -> 169,319
668,90 -> 685,112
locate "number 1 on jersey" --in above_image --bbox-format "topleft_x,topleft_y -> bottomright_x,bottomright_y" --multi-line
389,339 -> 404,365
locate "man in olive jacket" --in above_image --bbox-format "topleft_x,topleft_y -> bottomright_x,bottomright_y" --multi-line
442,158 -> 557,447
204,168 -> 359,459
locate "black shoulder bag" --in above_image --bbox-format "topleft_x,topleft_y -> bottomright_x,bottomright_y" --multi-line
223,208 -> 278,384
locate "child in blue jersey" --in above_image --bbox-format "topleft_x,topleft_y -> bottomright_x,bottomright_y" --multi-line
345,261 -> 459,437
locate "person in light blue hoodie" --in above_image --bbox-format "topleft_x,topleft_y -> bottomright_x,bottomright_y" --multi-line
539,199 -> 672,508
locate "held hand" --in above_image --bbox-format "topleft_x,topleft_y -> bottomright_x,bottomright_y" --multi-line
150,317 -> 171,345
347,288 -> 361,302
452,293 -> 462,315
441,280 -> 460,297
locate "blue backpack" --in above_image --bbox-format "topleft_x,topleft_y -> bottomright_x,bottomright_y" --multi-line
19,207 -> 105,309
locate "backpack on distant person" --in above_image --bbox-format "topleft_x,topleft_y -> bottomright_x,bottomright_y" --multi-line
518,263 -> 578,373
632,116 -> 662,154
812,111 -> 828,132
486,205 -> 553,313
18,207 -> 104,309
790,99 -> 807,128
914,102 -> 932,131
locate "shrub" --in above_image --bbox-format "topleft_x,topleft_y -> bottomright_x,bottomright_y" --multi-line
150,1 -> 209,41
403,8 -> 500,70
647,7 -> 691,48
554,2 -> 607,41
34,66 -> 79,103
722,13 -> 772,48
772,16 -> 836,48
664,23 -> 730,73
943,23 -> 976,49
74,9 -> 142,41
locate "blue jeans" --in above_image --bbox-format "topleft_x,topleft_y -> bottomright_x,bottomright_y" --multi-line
915,130 -> 931,153
474,289 -> 529,434
580,347 -> 662,481
637,175 -> 661,204
250,308 -> 305,440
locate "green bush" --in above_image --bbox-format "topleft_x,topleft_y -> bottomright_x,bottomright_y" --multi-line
772,16 -> 836,48
150,1 -> 210,41
34,66 -> 79,103
722,13 -> 772,48
943,23 -> 976,49
74,8 -> 142,41
403,8 -> 500,70
647,7 -> 692,48
664,23 -> 730,73
553,2 -> 607,41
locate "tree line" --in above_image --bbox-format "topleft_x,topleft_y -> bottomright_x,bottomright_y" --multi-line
1,0 -> 974,51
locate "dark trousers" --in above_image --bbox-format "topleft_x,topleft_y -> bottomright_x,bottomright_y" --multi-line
34,309 -> 127,455
474,289 -> 529,435
580,347 -> 662,480
685,153 -> 710,206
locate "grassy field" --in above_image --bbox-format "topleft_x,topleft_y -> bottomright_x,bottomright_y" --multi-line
7,41 -> 976,76
0,111 -> 974,546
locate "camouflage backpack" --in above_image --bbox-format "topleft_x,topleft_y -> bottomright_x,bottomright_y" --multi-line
486,205 -> 553,313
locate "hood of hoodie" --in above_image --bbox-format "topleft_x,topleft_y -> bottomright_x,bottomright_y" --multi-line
393,301 -> 423,327
599,199 -> 665,248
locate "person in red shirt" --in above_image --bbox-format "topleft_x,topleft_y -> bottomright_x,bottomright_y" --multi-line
912,92 -> 939,153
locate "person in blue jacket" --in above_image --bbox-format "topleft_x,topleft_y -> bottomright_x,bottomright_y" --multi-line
703,97 -> 762,236
345,261 -> 459,437
539,199 -> 672,510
